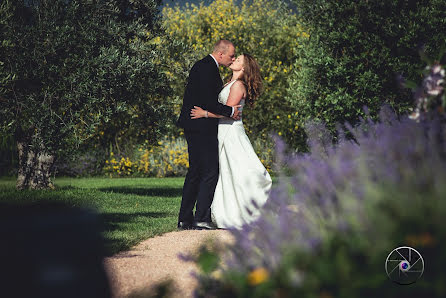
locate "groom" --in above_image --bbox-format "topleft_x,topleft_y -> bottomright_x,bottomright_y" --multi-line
176,40 -> 240,230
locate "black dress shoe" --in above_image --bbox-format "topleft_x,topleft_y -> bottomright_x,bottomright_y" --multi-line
193,221 -> 217,230
177,221 -> 192,230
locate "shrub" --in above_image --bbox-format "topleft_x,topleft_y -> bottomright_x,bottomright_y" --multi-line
55,151 -> 105,177
287,0 -> 446,151
103,136 -> 188,177
102,135 -> 274,178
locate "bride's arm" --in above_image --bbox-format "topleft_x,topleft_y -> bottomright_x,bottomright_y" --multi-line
190,106 -> 223,119
225,81 -> 246,107
190,81 -> 246,119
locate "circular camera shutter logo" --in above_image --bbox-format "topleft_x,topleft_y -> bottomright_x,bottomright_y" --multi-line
385,246 -> 424,285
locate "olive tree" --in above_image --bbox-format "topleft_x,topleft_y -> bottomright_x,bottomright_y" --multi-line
0,0 -> 170,189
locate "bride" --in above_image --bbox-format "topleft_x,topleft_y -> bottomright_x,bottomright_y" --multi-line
190,53 -> 272,229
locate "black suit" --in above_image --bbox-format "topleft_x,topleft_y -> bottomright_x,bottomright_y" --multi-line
177,55 -> 233,224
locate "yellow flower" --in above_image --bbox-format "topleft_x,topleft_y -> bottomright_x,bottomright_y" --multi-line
247,268 -> 269,285
211,270 -> 222,279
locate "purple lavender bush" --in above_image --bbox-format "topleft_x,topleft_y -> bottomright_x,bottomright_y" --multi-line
188,105 -> 446,298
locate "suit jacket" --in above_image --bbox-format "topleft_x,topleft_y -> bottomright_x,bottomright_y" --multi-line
176,55 -> 233,135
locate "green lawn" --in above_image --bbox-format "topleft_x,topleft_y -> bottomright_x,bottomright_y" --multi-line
0,177 -> 184,255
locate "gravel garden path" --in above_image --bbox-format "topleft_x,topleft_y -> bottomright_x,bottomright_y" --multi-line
104,230 -> 234,298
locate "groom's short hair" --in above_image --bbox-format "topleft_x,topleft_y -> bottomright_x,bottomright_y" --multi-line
213,40 -> 234,54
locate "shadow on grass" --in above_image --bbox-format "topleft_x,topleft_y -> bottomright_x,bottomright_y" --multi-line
101,211 -> 175,255
99,187 -> 182,197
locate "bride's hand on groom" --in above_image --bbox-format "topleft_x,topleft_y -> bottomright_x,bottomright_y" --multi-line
190,106 -> 206,119
231,105 -> 242,120
190,105 -> 241,120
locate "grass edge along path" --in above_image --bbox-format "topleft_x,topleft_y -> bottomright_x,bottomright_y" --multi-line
0,177 -> 184,255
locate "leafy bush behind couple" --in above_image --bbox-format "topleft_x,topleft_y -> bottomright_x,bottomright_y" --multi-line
62,0 -> 446,178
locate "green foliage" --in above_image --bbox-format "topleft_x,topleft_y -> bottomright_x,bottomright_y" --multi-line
103,136 -> 190,177
288,0 -> 446,150
0,135 -> 16,176
0,0 -> 170,157
162,0 -> 306,146
0,0 -> 15,102
197,246 -> 220,274
280,185 -> 446,298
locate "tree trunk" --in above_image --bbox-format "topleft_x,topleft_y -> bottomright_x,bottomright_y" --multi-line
16,135 -> 56,190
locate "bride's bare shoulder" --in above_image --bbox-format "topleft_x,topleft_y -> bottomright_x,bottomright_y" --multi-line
230,80 -> 247,93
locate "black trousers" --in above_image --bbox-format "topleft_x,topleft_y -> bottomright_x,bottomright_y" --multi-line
178,131 -> 219,223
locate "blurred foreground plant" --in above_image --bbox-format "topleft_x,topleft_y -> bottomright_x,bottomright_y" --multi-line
185,105 -> 446,298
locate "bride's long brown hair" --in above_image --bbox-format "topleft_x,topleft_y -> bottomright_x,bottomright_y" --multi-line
225,53 -> 263,107
239,53 -> 263,107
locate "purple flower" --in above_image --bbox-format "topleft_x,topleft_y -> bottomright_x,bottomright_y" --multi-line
178,252 -> 195,262
216,105 -> 446,277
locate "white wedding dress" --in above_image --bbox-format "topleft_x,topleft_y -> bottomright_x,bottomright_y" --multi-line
211,80 -> 272,229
